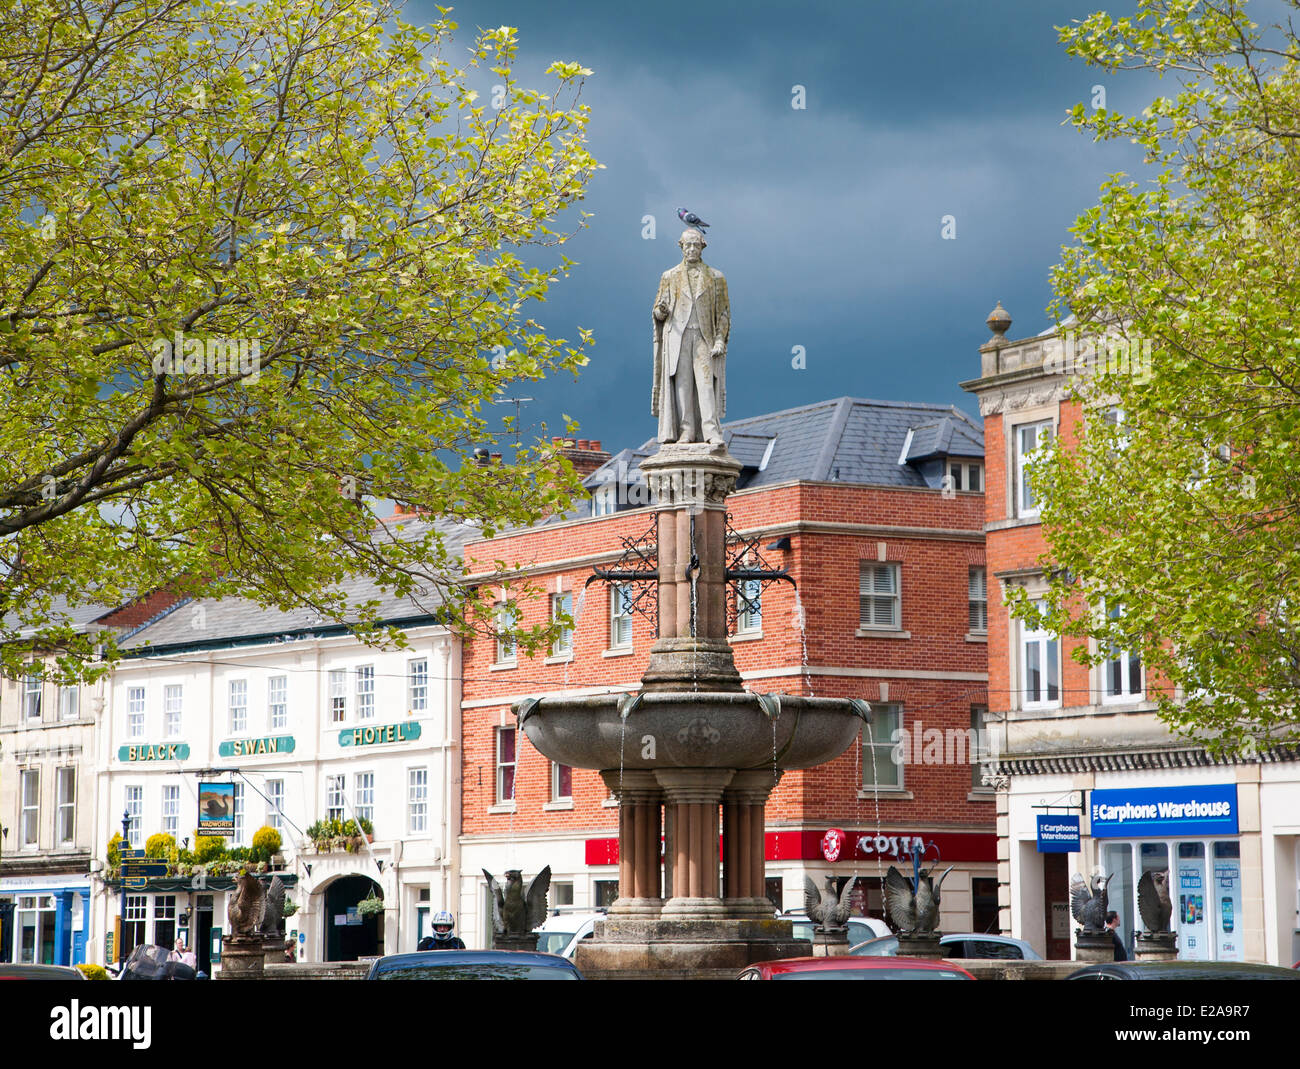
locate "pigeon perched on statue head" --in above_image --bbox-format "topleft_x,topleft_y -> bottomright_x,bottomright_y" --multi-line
676,207 -> 710,231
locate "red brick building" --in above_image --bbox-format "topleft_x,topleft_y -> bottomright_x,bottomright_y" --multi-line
456,397 -> 996,948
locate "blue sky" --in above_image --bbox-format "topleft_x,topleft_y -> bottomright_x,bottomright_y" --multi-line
410,0 -> 1156,452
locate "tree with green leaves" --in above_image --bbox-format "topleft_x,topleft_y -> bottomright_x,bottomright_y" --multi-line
0,0 -> 598,678
1019,0 -> 1300,752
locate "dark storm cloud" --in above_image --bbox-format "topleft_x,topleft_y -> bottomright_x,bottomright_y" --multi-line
409,0 -> 1153,448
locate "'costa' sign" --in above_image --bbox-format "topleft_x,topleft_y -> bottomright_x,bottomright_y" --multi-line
821,829 -> 846,862
339,722 -> 421,747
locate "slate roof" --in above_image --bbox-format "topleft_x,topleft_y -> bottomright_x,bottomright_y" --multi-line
583,396 -> 984,493
122,516 -> 480,654
1,596 -> 119,639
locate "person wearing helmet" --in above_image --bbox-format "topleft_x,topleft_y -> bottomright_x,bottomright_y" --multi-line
417,910 -> 465,951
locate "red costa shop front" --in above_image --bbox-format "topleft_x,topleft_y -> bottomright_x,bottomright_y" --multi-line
585,828 -> 998,924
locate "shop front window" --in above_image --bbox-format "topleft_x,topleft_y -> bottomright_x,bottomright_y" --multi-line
1213,842 -> 1243,962
1175,842 -> 1208,961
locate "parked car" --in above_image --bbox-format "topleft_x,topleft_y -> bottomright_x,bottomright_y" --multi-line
366,949 -> 583,980
1067,960 -> 1300,981
849,933 -> 1042,960
737,956 -> 975,980
782,911 -> 890,947
532,909 -> 606,960
0,963 -> 86,980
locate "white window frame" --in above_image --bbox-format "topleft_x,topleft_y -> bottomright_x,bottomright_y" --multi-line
551,593 -> 573,656
124,784 -> 143,843
355,664 -> 375,720
266,779 -> 285,831
231,781 -> 245,845
22,672 -> 42,721
592,483 -> 616,517
407,768 -> 428,834
1015,419 -> 1054,519
20,769 -> 40,848
495,602 -> 518,663
127,686 -> 145,739
56,767 -> 76,845
326,774 -> 346,823
58,685 -> 79,722
737,579 -> 762,633
947,460 -> 983,493
161,783 -> 180,837
1020,602 -> 1061,709
968,567 -> 988,633
862,704 -> 902,791
610,585 -> 633,649
496,727 -> 516,803
1101,601 -> 1144,703
859,562 -> 901,630
356,771 -> 374,826
551,761 -> 572,801
268,675 -> 288,730
408,658 -> 428,712
228,678 -> 248,734
163,684 -> 183,738
329,669 -> 347,723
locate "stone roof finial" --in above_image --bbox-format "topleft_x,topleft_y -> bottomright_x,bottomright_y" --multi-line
986,301 -> 1012,342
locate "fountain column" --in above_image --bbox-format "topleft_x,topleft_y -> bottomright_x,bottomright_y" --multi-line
655,768 -> 733,918
722,770 -> 782,918
600,770 -> 663,916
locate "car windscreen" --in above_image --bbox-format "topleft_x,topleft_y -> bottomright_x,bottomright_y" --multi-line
534,932 -> 575,955
375,963 -> 577,980
775,968 -> 969,980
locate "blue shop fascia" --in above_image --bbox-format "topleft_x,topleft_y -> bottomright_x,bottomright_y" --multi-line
0,865 -> 93,966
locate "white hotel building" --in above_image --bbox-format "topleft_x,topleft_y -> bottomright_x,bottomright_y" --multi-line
90,519 -> 471,971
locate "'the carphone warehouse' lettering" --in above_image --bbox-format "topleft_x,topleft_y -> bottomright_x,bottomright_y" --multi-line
50,1001 -> 151,1049
1092,799 -> 1233,823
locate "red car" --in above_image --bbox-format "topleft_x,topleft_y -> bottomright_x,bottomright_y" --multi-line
736,956 -> 976,980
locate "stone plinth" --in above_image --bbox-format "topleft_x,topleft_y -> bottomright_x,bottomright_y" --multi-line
1135,931 -> 1178,961
574,916 -> 808,980
895,933 -> 945,960
218,935 -> 265,979
1074,929 -> 1115,963
811,928 -> 852,957
262,934 -> 288,966
493,933 -> 540,953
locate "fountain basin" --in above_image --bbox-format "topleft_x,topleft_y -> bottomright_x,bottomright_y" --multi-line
515,692 -> 870,772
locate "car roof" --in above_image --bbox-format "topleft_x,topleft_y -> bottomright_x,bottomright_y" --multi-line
756,956 -> 970,973
370,949 -> 575,970
0,963 -> 86,979
1068,960 -> 1300,980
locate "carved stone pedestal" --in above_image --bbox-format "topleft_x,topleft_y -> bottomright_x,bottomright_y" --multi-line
1074,929 -> 1116,963
262,934 -> 288,967
1135,931 -> 1178,961
492,933 -> 540,952
575,916 -> 808,980
218,935 -> 265,979
896,933 -> 946,960
811,928 -> 852,957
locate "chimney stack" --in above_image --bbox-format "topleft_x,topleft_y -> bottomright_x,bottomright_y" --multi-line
557,437 -> 613,477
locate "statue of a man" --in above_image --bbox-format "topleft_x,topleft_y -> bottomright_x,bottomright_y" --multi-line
652,228 -> 730,446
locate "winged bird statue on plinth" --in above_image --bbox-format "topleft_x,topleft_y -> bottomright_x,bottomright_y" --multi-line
1137,869 -> 1173,934
884,846 -> 953,934
228,869 -> 266,937
484,866 -> 552,937
258,875 -> 286,937
1069,869 -> 1114,932
804,875 -> 855,930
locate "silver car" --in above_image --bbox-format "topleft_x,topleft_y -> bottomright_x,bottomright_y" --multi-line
849,932 -> 1043,960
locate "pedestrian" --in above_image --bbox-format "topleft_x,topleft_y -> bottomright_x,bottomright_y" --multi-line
168,937 -> 197,969
1105,911 -> 1128,961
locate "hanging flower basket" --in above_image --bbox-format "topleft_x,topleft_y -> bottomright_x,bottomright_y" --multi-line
357,892 -> 385,917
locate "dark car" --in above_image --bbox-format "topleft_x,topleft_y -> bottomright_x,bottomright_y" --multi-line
736,956 -> 975,980
0,963 -> 86,980
118,944 -> 197,980
850,933 -> 1042,960
366,949 -> 583,980
1067,960 -> 1300,981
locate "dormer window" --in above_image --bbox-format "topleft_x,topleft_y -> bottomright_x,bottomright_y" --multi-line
947,460 -> 983,493
592,483 -> 617,516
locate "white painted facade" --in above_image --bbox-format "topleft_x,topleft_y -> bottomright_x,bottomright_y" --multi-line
90,619 -> 462,969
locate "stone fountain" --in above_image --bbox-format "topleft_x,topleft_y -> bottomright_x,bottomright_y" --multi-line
512,228 -> 872,978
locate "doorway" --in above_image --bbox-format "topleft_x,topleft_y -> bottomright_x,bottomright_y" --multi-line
1042,853 -> 1070,960
194,895 -> 213,975
323,876 -> 383,962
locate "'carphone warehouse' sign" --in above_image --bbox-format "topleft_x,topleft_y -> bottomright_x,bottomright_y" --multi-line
1089,784 -> 1238,839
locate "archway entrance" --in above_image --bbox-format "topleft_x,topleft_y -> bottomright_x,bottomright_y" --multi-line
322,876 -> 383,962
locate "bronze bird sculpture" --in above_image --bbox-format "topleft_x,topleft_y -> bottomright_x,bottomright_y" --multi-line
258,875 -> 286,937
884,850 -> 953,935
228,869 -> 266,937
804,875 -> 855,930
483,866 -> 551,937
1137,868 -> 1173,934
1069,869 -> 1114,932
